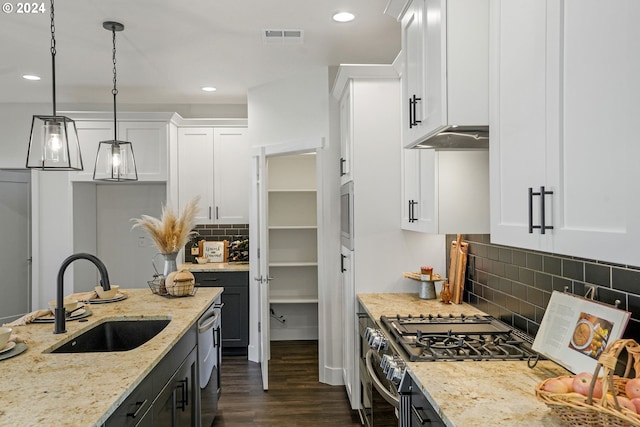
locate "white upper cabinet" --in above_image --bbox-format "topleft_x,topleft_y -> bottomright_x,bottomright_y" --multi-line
177,127 -> 249,225
402,148 -> 489,234
339,88 -> 353,185
213,128 -> 250,224
71,119 -> 168,182
490,0 -> 640,265
489,0 -> 551,251
401,148 -> 436,232
399,0 -> 489,148
119,122 -> 168,181
177,127 -> 215,224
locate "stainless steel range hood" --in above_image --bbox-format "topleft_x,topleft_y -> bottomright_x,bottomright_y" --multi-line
414,126 -> 489,150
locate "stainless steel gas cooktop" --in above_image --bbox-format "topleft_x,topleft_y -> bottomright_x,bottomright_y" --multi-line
380,314 -> 538,362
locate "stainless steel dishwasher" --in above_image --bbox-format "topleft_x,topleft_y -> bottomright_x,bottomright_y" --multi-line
198,297 -> 222,427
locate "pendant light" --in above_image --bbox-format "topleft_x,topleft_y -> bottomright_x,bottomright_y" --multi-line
93,21 -> 138,182
26,0 -> 83,171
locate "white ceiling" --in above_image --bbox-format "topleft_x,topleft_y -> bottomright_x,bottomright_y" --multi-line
1,0 -> 401,106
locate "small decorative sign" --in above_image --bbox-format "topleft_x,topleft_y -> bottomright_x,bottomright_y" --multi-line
202,241 -> 227,262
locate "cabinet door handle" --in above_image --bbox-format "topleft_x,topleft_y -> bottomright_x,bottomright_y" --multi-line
529,186 -> 554,234
411,405 -> 431,425
528,187 -> 534,233
176,378 -> 188,411
341,254 -> 346,272
208,206 -> 212,220
408,200 -> 418,223
410,94 -> 422,128
216,206 -> 219,220
126,399 -> 148,418
340,157 -> 346,176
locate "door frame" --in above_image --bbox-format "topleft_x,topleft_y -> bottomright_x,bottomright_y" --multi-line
248,138 -> 325,390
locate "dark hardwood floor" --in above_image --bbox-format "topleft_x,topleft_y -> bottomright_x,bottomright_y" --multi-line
211,340 -> 362,427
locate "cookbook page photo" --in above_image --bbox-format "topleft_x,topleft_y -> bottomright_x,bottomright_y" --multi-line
532,291 -> 631,374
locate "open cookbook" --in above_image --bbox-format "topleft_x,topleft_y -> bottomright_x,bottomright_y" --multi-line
532,291 -> 631,374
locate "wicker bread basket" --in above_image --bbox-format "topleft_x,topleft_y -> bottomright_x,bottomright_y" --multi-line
536,339 -> 640,427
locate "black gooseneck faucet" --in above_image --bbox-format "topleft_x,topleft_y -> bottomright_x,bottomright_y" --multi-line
54,253 -> 111,334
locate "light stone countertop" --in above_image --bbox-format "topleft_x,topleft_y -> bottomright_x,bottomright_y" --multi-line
179,262 -> 249,272
0,287 -> 223,427
358,293 -> 570,427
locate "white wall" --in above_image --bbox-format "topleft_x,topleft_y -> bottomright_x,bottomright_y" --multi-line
247,67 -> 343,384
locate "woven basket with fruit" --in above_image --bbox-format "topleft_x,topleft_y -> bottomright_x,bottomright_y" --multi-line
535,339 -> 640,427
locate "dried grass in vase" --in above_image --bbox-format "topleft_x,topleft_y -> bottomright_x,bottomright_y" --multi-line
131,197 -> 200,254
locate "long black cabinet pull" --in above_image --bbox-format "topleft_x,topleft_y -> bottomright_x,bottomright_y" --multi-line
408,97 -> 414,128
528,186 -> 554,234
408,200 -> 418,223
341,254 -> 346,272
409,94 -> 422,128
176,378 -> 189,411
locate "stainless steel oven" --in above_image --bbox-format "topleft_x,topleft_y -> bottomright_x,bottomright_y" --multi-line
358,312 -> 401,427
379,313 -> 539,427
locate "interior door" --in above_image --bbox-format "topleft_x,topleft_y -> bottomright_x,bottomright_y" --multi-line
0,170 -> 31,323
250,147 -> 271,390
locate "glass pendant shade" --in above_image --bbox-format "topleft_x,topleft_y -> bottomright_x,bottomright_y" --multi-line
93,140 -> 138,181
26,115 -> 83,170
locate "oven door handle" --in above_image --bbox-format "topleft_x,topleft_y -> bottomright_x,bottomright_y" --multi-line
365,349 -> 400,408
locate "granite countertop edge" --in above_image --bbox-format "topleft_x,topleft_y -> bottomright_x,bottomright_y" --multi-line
179,262 -> 250,272
0,287 -> 223,427
357,292 -> 571,427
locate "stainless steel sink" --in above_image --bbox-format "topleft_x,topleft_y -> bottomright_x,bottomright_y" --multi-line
48,318 -> 170,353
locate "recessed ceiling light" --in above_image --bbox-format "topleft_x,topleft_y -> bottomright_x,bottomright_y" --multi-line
23,75 -> 41,81
202,87 -> 217,92
332,12 -> 355,23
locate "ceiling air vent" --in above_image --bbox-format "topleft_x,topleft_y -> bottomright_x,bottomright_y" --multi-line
262,29 -> 304,44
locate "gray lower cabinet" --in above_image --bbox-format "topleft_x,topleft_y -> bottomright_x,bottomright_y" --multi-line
194,271 -> 248,355
153,348 -> 198,426
104,323 -> 198,427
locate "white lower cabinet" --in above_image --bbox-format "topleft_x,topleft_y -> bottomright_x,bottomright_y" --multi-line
340,246 -> 356,408
176,127 -> 249,225
490,0 -> 640,265
72,120 -> 168,182
402,148 -> 489,234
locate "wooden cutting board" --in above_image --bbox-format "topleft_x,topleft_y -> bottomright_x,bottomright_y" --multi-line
449,235 -> 469,304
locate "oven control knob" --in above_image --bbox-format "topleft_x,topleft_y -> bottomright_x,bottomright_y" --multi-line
364,327 -> 388,351
386,357 -> 406,385
380,354 -> 394,372
381,356 -> 396,375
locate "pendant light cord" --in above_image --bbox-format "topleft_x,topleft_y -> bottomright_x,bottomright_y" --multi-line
50,0 -> 56,116
111,26 -> 119,142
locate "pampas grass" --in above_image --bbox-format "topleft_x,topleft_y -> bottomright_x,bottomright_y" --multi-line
131,197 -> 200,254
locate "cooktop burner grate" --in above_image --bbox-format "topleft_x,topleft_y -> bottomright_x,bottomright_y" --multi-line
380,314 -> 538,362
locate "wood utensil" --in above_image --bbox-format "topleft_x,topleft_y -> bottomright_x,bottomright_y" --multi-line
449,234 -> 469,304
448,235 -> 461,292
